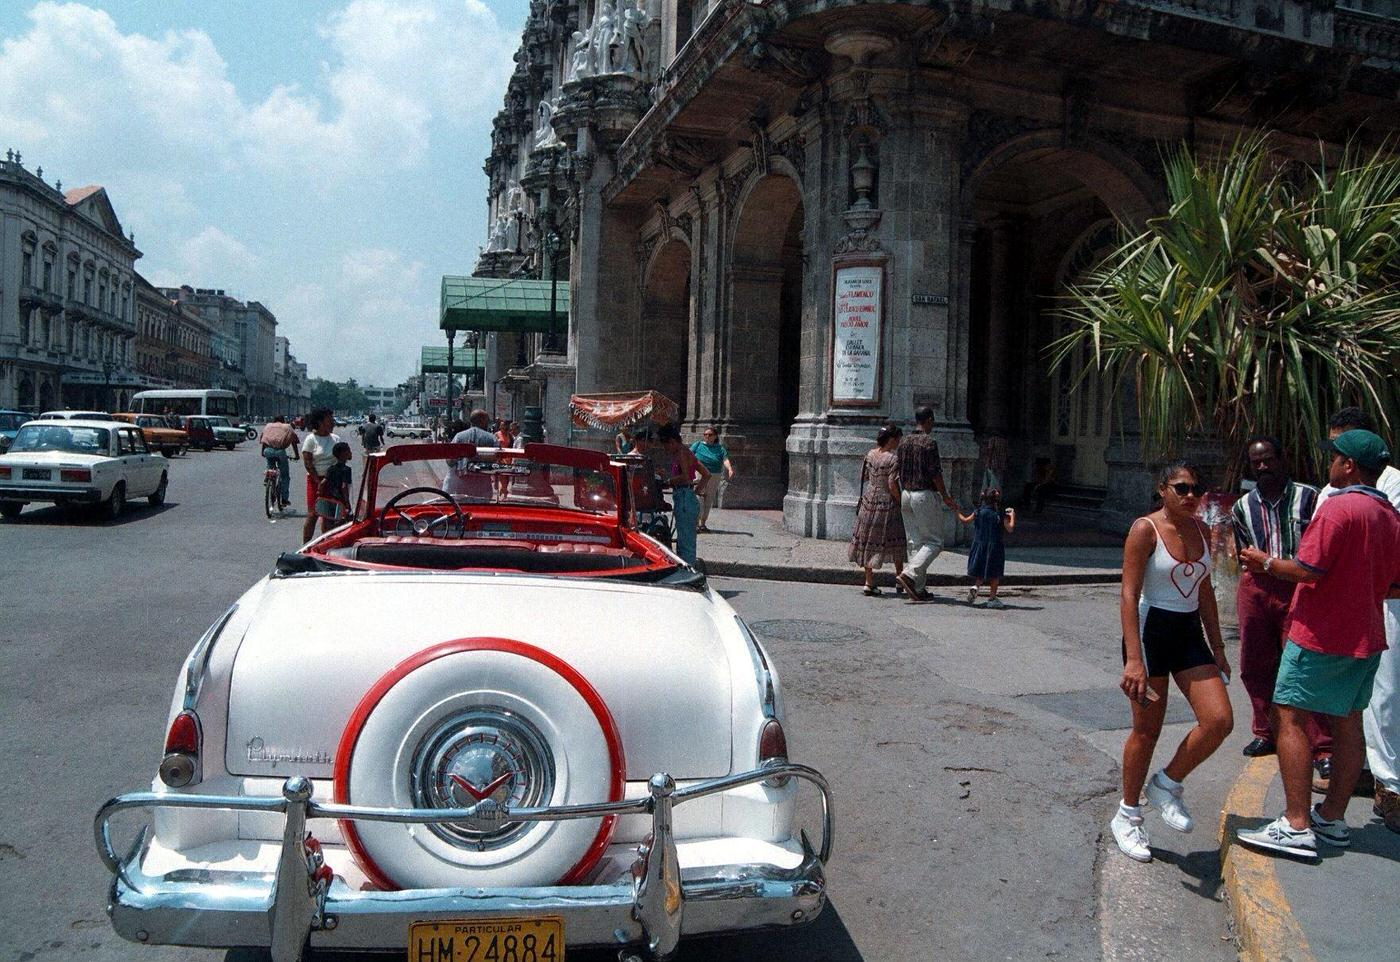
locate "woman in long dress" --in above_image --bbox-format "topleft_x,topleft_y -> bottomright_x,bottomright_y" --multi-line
848,424 -> 907,596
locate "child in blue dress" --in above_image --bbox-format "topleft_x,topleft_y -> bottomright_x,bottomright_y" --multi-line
958,489 -> 1015,608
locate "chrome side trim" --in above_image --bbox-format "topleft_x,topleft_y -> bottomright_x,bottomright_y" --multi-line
734,616 -> 778,719
96,762 -> 832,961
183,603 -> 238,711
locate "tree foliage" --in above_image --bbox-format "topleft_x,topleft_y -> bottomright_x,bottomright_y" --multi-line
1051,133 -> 1400,484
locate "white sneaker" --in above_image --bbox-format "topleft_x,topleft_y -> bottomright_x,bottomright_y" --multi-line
1145,771 -> 1194,833
1236,815 -> 1317,858
1111,809 -> 1152,862
1309,805 -> 1350,847
985,598 -> 1007,610
967,587 -> 978,604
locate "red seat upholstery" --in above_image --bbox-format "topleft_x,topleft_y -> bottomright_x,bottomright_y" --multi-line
536,543 -> 631,557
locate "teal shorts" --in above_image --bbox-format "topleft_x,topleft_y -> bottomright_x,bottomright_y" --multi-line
1273,640 -> 1382,717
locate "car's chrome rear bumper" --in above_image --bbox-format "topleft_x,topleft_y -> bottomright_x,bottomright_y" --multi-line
97,763 -> 832,962
0,484 -> 101,502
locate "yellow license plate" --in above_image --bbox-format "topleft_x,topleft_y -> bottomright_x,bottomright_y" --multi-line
409,917 -> 564,962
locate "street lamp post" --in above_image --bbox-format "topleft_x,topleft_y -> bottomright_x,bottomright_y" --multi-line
543,228 -> 562,355
445,329 -> 456,417
101,359 -> 114,411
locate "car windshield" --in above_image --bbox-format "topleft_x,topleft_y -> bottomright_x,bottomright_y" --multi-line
372,446 -> 619,518
136,417 -> 161,428
9,425 -> 109,455
206,417 -> 231,428
0,413 -> 25,432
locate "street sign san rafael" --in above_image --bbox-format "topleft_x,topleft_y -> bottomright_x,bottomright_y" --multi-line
911,293 -> 948,306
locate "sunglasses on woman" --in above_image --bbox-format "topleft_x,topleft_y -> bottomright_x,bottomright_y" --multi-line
1169,482 -> 1207,496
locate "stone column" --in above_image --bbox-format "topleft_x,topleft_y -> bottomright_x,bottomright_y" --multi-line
783,65 -> 977,540
980,216 -> 1016,436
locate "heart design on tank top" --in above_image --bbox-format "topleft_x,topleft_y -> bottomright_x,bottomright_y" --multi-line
1170,560 -> 1207,598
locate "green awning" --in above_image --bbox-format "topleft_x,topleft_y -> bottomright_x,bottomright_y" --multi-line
420,345 -> 484,374
440,276 -> 569,334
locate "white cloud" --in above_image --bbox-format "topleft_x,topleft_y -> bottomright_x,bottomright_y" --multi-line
0,1 -> 517,383
0,1 -> 516,177
275,248 -> 438,386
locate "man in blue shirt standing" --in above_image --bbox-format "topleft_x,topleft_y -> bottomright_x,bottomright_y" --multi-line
690,426 -> 734,533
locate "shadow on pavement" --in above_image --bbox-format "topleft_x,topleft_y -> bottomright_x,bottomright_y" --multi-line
1152,846 -> 1224,900
0,500 -> 179,527
228,901 -> 862,962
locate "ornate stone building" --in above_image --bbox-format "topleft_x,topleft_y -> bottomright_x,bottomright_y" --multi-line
475,0 -> 1400,536
0,151 -> 143,412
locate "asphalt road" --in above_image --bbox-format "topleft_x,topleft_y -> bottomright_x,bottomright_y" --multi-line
0,431 -> 1248,962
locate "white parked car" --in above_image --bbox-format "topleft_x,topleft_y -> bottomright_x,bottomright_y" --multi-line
38,409 -> 116,420
385,420 -> 432,438
0,420 -> 169,520
95,442 -> 831,962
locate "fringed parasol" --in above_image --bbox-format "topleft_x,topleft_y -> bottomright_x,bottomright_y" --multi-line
569,390 -> 679,431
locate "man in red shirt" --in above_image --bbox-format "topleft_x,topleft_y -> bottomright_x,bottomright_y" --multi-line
1237,429 -> 1400,857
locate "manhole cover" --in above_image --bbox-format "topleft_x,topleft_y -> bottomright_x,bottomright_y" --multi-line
749,619 -> 868,643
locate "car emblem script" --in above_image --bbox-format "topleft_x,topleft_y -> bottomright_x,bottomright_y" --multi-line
411,708 -> 555,851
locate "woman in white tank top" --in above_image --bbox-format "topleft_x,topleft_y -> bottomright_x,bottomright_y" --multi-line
1109,461 -> 1234,864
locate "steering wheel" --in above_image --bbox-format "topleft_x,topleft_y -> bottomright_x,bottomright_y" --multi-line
378,486 -> 467,538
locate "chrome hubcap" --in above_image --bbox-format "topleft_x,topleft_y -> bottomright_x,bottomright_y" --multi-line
411,709 -> 555,851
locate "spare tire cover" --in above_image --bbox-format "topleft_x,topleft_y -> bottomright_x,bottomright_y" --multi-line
334,637 -> 625,889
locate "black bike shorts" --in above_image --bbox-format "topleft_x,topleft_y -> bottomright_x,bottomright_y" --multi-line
1122,606 -> 1214,678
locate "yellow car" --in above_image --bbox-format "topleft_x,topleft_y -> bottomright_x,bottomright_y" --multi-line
112,413 -> 188,458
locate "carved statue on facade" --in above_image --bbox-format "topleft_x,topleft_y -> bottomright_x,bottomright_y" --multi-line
590,0 -> 617,75
535,96 -> 560,147
568,30 -> 592,80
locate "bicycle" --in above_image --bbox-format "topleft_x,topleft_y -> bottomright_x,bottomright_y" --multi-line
263,466 -> 281,519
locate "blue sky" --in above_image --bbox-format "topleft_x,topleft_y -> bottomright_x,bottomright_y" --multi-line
0,0 -> 530,386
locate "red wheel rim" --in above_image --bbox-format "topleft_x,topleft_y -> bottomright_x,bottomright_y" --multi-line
333,637 -> 626,891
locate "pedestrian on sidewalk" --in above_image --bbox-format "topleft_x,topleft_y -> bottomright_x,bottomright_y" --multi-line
315,442 -> 353,534
691,426 -> 734,533
657,422 -> 709,565
958,489 -> 1014,607
894,406 -> 958,602
299,408 -> 341,544
848,423 -> 906,596
1112,461 -> 1233,863
1229,437 -> 1323,760
1314,409 -> 1400,825
1237,429 -> 1400,857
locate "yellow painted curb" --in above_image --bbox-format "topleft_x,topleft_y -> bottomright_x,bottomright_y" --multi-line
1219,756 -> 1317,962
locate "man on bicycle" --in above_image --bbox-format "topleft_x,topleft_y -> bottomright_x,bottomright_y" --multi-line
358,413 -> 385,453
259,416 -> 299,510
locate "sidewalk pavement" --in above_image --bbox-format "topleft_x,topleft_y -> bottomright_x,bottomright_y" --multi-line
697,507 -> 1122,586
1222,758 -> 1399,962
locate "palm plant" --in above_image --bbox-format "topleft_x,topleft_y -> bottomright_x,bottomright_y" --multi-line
1051,133 -> 1400,486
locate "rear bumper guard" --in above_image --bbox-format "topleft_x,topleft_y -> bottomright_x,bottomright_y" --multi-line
95,762 -> 833,962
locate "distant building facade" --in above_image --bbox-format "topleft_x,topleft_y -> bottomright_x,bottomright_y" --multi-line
134,274 -> 216,392
0,151 -> 143,411
362,385 -> 399,415
477,0 -> 1400,536
161,286 -> 281,417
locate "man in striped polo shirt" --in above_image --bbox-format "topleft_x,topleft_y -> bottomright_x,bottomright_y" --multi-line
1232,436 -> 1329,761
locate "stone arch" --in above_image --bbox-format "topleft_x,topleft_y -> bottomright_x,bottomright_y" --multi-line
965,131 -> 1158,228
724,167 -> 805,506
37,376 -> 54,412
964,134 -> 1155,500
640,234 -> 693,421
18,373 -> 35,411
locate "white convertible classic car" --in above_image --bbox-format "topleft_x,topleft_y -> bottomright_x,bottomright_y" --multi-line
96,442 -> 832,961
0,419 -> 169,520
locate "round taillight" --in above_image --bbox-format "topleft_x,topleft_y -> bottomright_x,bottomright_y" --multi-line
758,718 -> 788,762
164,710 -> 200,755
159,752 -> 197,788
